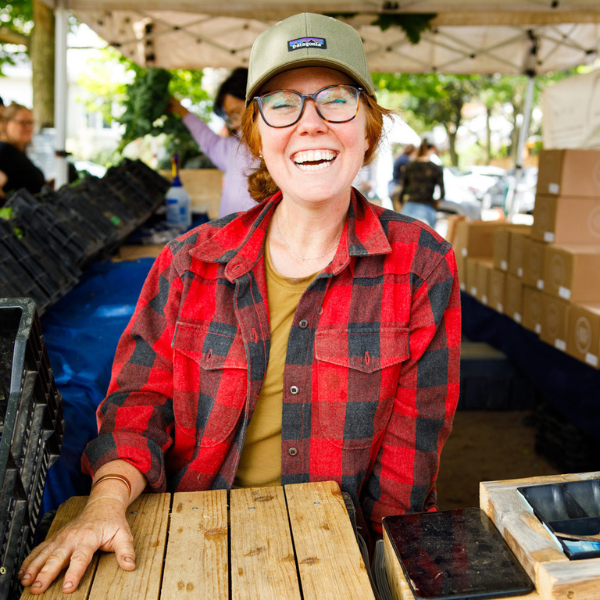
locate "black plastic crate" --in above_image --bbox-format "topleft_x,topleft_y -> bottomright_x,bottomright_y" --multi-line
116,158 -> 171,200
103,167 -> 158,214
0,298 -> 64,598
56,185 -> 121,247
0,221 -> 59,312
8,212 -> 81,297
7,190 -> 101,268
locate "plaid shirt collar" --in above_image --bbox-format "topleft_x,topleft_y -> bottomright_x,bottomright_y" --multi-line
189,189 -> 392,282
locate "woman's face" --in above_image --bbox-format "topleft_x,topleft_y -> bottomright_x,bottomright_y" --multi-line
222,94 -> 245,133
257,67 -> 369,209
5,109 -> 34,149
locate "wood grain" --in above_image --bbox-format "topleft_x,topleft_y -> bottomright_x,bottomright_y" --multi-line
88,493 -> 170,600
230,486 -> 301,600
382,530 -> 413,600
20,496 -> 98,600
538,558 -> 600,600
284,481 -> 375,600
161,490 -> 228,599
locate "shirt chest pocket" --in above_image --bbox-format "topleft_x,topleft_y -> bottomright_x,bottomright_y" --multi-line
314,328 -> 409,449
172,322 -> 248,446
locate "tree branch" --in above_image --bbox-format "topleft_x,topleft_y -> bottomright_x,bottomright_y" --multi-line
0,27 -> 29,47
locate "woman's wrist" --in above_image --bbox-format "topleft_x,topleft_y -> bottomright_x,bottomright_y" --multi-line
84,495 -> 127,511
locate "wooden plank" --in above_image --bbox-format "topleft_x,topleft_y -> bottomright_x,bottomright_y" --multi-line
382,530 -> 412,600
230,486 -> 301,600
20,496 -> 98,600
538,558 -> 600,600
160,490 -> 228,599
481,485 -> 566,582
284,481 -> 375,600
87,493 -> 170,600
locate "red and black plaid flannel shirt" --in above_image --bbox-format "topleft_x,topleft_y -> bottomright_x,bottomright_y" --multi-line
83,190 -> 461,533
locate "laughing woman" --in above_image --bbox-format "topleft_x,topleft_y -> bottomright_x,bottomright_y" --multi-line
20,13 -> 460,595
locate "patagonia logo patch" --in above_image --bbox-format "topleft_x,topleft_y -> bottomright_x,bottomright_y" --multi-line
288,37 -> 327,51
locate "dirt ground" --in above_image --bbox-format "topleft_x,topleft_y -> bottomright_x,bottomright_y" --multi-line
435,410 -> 561,511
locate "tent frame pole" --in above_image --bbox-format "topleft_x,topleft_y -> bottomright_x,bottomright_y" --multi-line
506,74 -> 535,219
54,0 -> 68,188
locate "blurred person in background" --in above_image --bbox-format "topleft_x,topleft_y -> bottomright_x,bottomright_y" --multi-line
398,138 -> 444,228
389,143 -> 416,210
168,68 -> 259,218
0,102 -> 46,201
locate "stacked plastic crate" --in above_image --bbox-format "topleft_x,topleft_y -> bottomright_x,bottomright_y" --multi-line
0,298 -> 64,599
0,159 -> 171,315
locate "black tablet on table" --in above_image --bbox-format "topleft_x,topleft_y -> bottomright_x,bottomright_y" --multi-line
383,507 -> 535,600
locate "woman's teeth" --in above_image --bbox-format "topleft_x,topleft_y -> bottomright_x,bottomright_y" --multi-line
293,150 -> 336,171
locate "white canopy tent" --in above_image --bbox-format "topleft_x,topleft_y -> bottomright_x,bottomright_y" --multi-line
42,0 -> 600,185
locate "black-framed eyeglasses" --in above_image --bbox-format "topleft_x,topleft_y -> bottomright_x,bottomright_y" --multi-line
254,84 -> 363,128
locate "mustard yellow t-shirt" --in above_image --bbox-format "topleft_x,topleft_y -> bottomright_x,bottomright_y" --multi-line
233,233 -> 317,488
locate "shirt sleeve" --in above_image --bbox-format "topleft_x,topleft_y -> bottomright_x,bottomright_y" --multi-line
362,240 -> 461,533
81,243 -> 184,491
182,112 -> 237,172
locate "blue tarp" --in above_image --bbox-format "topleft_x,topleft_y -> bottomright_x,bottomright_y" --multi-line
41,258 -> 154,514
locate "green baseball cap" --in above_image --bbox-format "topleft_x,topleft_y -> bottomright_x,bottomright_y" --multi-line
246,13 -> 375,106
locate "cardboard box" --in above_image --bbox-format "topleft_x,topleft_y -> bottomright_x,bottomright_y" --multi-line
466,258 -> 479,297
566,302 -> 600,368
488,269 -> 506,313
507,230 -> 531,278
493,225 -> 532,272
521,238 -> 547,290
458,255 -> 468,292
537,148 -> 600,197
445,214 -> 468,247
539,292 -> 570,352
475,259 -> 494,305
542,244 -> 600,302
522,285 -> 543,335
454,220 -> 510,261
160,168 -> 223,219
531,194 -> 600,244
504,274 -> 524,323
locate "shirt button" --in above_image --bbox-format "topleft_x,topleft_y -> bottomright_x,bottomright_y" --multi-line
288,447 -> 298,456
290,385 -> 299,395
299,319 -> 308,329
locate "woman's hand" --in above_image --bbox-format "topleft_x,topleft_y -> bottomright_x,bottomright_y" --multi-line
19,496 -> 136,595
167,96 -> 189,119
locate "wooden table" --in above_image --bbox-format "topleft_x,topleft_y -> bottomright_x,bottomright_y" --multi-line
21,481 -> 375,599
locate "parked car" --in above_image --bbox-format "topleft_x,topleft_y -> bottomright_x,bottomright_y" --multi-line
437,169 -> 482,221
460,165 -> 510,209
507,166 -> 537,214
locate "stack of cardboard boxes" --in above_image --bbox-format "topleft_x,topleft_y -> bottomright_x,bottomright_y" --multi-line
455,148 -> 600,369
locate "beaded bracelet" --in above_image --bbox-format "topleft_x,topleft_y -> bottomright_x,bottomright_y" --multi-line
90,473 -> 132,498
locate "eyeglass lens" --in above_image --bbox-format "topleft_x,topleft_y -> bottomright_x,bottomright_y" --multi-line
258,85 -> 361,127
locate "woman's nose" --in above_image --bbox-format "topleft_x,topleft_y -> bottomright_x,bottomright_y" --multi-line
296,99 -> 328,133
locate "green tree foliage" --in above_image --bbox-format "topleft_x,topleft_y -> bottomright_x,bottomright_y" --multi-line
375,72 -> 479,166
76,47 -> 213,167
0,0 -> 33,71
375,67 -> 584,167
